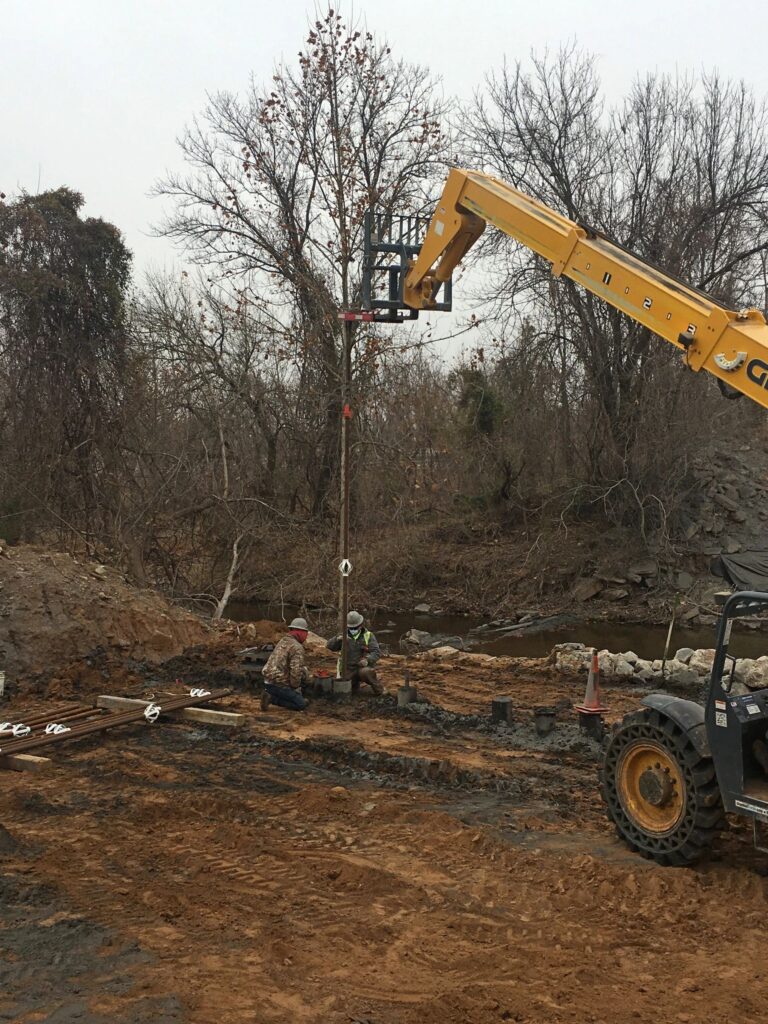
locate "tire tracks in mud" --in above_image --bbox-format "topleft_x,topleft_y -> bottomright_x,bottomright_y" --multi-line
241,690 -> 601,824
7,680 -> 768,1023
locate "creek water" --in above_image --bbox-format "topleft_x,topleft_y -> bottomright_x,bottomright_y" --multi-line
225,600 -> 768,660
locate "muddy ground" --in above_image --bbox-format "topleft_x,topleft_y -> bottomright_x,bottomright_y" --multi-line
2,632 -> 768,1024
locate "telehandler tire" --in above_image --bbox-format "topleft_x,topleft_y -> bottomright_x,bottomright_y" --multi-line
600,707 -> 725,866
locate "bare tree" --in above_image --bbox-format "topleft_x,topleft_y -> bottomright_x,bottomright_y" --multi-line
157,8 -> 452,515
461,48 -> 768,532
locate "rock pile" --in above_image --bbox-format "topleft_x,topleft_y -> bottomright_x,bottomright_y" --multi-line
400,628 -> 465,653
688,443 -> 768,556
552,642 -> 768,692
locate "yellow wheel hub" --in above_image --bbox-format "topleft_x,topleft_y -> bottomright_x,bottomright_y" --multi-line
617,741 -> 685,834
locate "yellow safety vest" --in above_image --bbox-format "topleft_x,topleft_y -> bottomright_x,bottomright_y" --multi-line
337,629 -> 372,674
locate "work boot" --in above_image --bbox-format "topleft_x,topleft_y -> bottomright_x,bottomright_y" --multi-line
360,669 -> 384,697
260,688 -> 271,712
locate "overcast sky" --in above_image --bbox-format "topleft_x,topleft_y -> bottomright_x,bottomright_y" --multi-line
3,0 -> 768,282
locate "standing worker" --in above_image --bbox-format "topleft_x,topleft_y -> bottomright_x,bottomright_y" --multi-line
327,611 -> 384,696
261,617 -> 311,712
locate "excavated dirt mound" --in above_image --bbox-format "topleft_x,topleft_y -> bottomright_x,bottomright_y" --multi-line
0,544 -> 208,691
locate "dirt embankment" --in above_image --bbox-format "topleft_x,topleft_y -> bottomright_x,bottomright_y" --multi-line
0,544 -> 208,693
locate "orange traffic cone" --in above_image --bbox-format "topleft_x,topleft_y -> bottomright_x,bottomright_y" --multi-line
574,649 -> 608,715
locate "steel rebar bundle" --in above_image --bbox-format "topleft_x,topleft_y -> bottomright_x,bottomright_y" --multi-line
0,705 -> 105,736
0,689 -> 231,757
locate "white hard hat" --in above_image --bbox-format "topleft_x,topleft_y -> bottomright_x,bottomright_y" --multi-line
347,610 -> 364,628
289,617 -> 309,630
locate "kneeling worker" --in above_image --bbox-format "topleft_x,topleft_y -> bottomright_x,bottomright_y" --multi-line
261,617 -> 310,712
327,611 -> 384,696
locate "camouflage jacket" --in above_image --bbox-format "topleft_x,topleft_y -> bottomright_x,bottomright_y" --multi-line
262,635 -> 306,689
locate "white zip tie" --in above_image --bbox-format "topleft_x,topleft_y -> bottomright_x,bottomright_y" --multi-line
9,724 -> 30,738
189,688 -> 211,698
44,723 -> 71,735
144,702 -> 161,724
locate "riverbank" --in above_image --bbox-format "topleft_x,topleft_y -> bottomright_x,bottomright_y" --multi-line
223,512 -> 753,636
227,600 -> 768,663
2,542 -> 765,706
210,436 -> 768,624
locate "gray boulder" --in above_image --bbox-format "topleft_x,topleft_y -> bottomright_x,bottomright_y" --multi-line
400,628 -> 432,652
628,559 -> 658,577
735,656 -> 768,690
429,635 -> 464,651
664,659 -> 700,687
674,647 -> 695,665
634,659 -> 656,681
689,649 -> 715,675
713,492 -> 739,512
613,657 -> 635,678
572,578 -> 603,601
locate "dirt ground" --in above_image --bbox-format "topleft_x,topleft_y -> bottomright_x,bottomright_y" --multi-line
2,630 -> 768,1024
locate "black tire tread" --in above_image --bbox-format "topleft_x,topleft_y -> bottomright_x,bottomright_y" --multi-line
600,707 -> 724,866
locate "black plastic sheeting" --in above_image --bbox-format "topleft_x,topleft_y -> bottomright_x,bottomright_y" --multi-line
710,551 -> 768,591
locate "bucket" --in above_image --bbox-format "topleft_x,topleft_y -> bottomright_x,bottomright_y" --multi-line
313,672 -> 334,695
533,706 -> 556,736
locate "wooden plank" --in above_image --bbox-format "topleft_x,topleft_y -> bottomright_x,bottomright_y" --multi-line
0,753 -> 52,773
166,706 -> 244,727
95,695 -> 244,728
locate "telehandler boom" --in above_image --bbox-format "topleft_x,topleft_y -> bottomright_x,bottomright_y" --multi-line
375,168 -> 768,864
402,167 -> 768,407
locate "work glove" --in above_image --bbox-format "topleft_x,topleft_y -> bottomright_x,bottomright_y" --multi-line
359,658 -> 369,668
